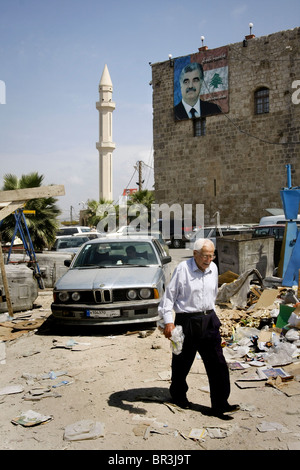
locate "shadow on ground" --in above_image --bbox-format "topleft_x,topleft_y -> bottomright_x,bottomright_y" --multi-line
108,386 -> 213,417
37,315 -> 156,338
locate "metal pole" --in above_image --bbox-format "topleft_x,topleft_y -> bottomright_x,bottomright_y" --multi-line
286,164 -> 292,188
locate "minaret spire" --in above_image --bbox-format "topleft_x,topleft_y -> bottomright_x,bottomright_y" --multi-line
96,64 -> 115,201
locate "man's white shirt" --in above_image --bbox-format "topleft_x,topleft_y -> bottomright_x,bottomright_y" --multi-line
182,99 -> 201,118
158,257 -> 218,324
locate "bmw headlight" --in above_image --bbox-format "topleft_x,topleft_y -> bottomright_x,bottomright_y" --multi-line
127,289 -> 138,300
139,288 -> 151,299
71,292 -> 81,301
58,291 -> 69,302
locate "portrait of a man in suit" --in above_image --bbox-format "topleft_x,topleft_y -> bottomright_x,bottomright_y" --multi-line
174,62 -> 221,121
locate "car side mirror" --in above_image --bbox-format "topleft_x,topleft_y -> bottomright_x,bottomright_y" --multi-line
64,259 -> 71,267
162,255 -> 172,264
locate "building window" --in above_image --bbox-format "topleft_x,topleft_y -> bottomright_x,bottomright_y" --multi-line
193,118 -> 206,136
254,87 -> 269,114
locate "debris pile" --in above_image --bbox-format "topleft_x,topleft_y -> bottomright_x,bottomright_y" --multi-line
216,269 -> 300,341
215,269 -> 300,404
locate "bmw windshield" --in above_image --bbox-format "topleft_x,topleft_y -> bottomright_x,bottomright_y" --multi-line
72,240 -> 159,268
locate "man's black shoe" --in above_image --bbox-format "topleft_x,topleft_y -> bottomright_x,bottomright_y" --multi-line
170,398 -> 191,409
222,404 -> 240,413
211,404 -> 240,417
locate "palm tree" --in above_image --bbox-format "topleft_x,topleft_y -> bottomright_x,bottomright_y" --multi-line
85,198 -> 116,232
1,172 -> 61,250
127,189 -> 155,227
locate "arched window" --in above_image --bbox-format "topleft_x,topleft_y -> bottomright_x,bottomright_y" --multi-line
254,87 -> 269,114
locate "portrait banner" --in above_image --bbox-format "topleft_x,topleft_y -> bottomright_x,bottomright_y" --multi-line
174,46 -> 229,121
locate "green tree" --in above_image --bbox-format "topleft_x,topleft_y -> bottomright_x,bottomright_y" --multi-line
127,189 -> 155,226
85,198 -> 116,231
129,189 -> 155,208
1,172 -> 61,250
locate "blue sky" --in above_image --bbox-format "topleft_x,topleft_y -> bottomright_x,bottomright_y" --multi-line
0,0 -> 299,221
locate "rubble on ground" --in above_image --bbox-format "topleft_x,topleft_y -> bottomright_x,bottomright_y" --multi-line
216,270 -> 300,341
216,270 -> 300,380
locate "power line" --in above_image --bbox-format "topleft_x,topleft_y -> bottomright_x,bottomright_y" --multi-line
201,77 -> 300,146
222,112 -> 300,146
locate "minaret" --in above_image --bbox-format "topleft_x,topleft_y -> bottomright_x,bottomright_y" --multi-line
96,64 -> 115,201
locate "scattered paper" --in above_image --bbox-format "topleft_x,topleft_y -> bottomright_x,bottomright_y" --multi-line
188,428 -> 207,440
63,420 -> 105,441
0,384 -> 24,396
11,410 -> 53,427
256,421 -> 284,432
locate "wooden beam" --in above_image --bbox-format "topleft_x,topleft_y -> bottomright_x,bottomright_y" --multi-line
0,201 -> 26,221
0,184 -> 65,203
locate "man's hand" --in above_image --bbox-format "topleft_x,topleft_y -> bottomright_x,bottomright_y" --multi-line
163,322 -> 175,339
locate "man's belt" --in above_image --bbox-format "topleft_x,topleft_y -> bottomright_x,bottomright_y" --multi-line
176,309 -> 214,316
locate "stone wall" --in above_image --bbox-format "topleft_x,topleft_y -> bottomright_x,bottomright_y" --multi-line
151,28 -> 300,225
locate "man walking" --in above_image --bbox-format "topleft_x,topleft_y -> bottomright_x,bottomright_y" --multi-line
158,238 -> 239,418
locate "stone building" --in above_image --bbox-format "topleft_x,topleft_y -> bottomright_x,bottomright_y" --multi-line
151,27 -> 300,225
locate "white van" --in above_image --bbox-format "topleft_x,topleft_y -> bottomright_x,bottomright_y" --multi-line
259,214 -> 300,225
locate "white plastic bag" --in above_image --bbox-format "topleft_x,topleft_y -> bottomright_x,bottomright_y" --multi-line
170,325 -> 184,355
288,312 -> 300,329
285,328 -> 300,342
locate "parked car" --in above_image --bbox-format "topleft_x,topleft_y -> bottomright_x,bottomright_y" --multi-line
56,226 -> 93,236
190,224 -> 255,247
151,219 -> 197,248
110,225 -> 139,235
51,236 -> 172,326
73,232 -> 105,240
259,214 -> 300,225
51,236 -> 90,253
252,225 -> 286,240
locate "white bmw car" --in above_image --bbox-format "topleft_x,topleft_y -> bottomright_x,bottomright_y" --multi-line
51,236 -> 172,326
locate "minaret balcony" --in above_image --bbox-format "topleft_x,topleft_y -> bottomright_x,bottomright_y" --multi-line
96,141 -> 116,151
96,101 -> 116,111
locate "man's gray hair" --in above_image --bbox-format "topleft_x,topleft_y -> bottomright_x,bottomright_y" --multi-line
179,62 -> 204,83
193,238 -> 215,251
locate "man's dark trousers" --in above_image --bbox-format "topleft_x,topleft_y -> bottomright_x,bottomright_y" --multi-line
170,311 -> 230,410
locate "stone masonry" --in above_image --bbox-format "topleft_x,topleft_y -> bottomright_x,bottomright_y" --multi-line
151,28 -> 300,225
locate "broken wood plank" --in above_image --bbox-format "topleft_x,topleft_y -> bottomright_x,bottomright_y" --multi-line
0,185 -> 65,203
0,201 -> 26,221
